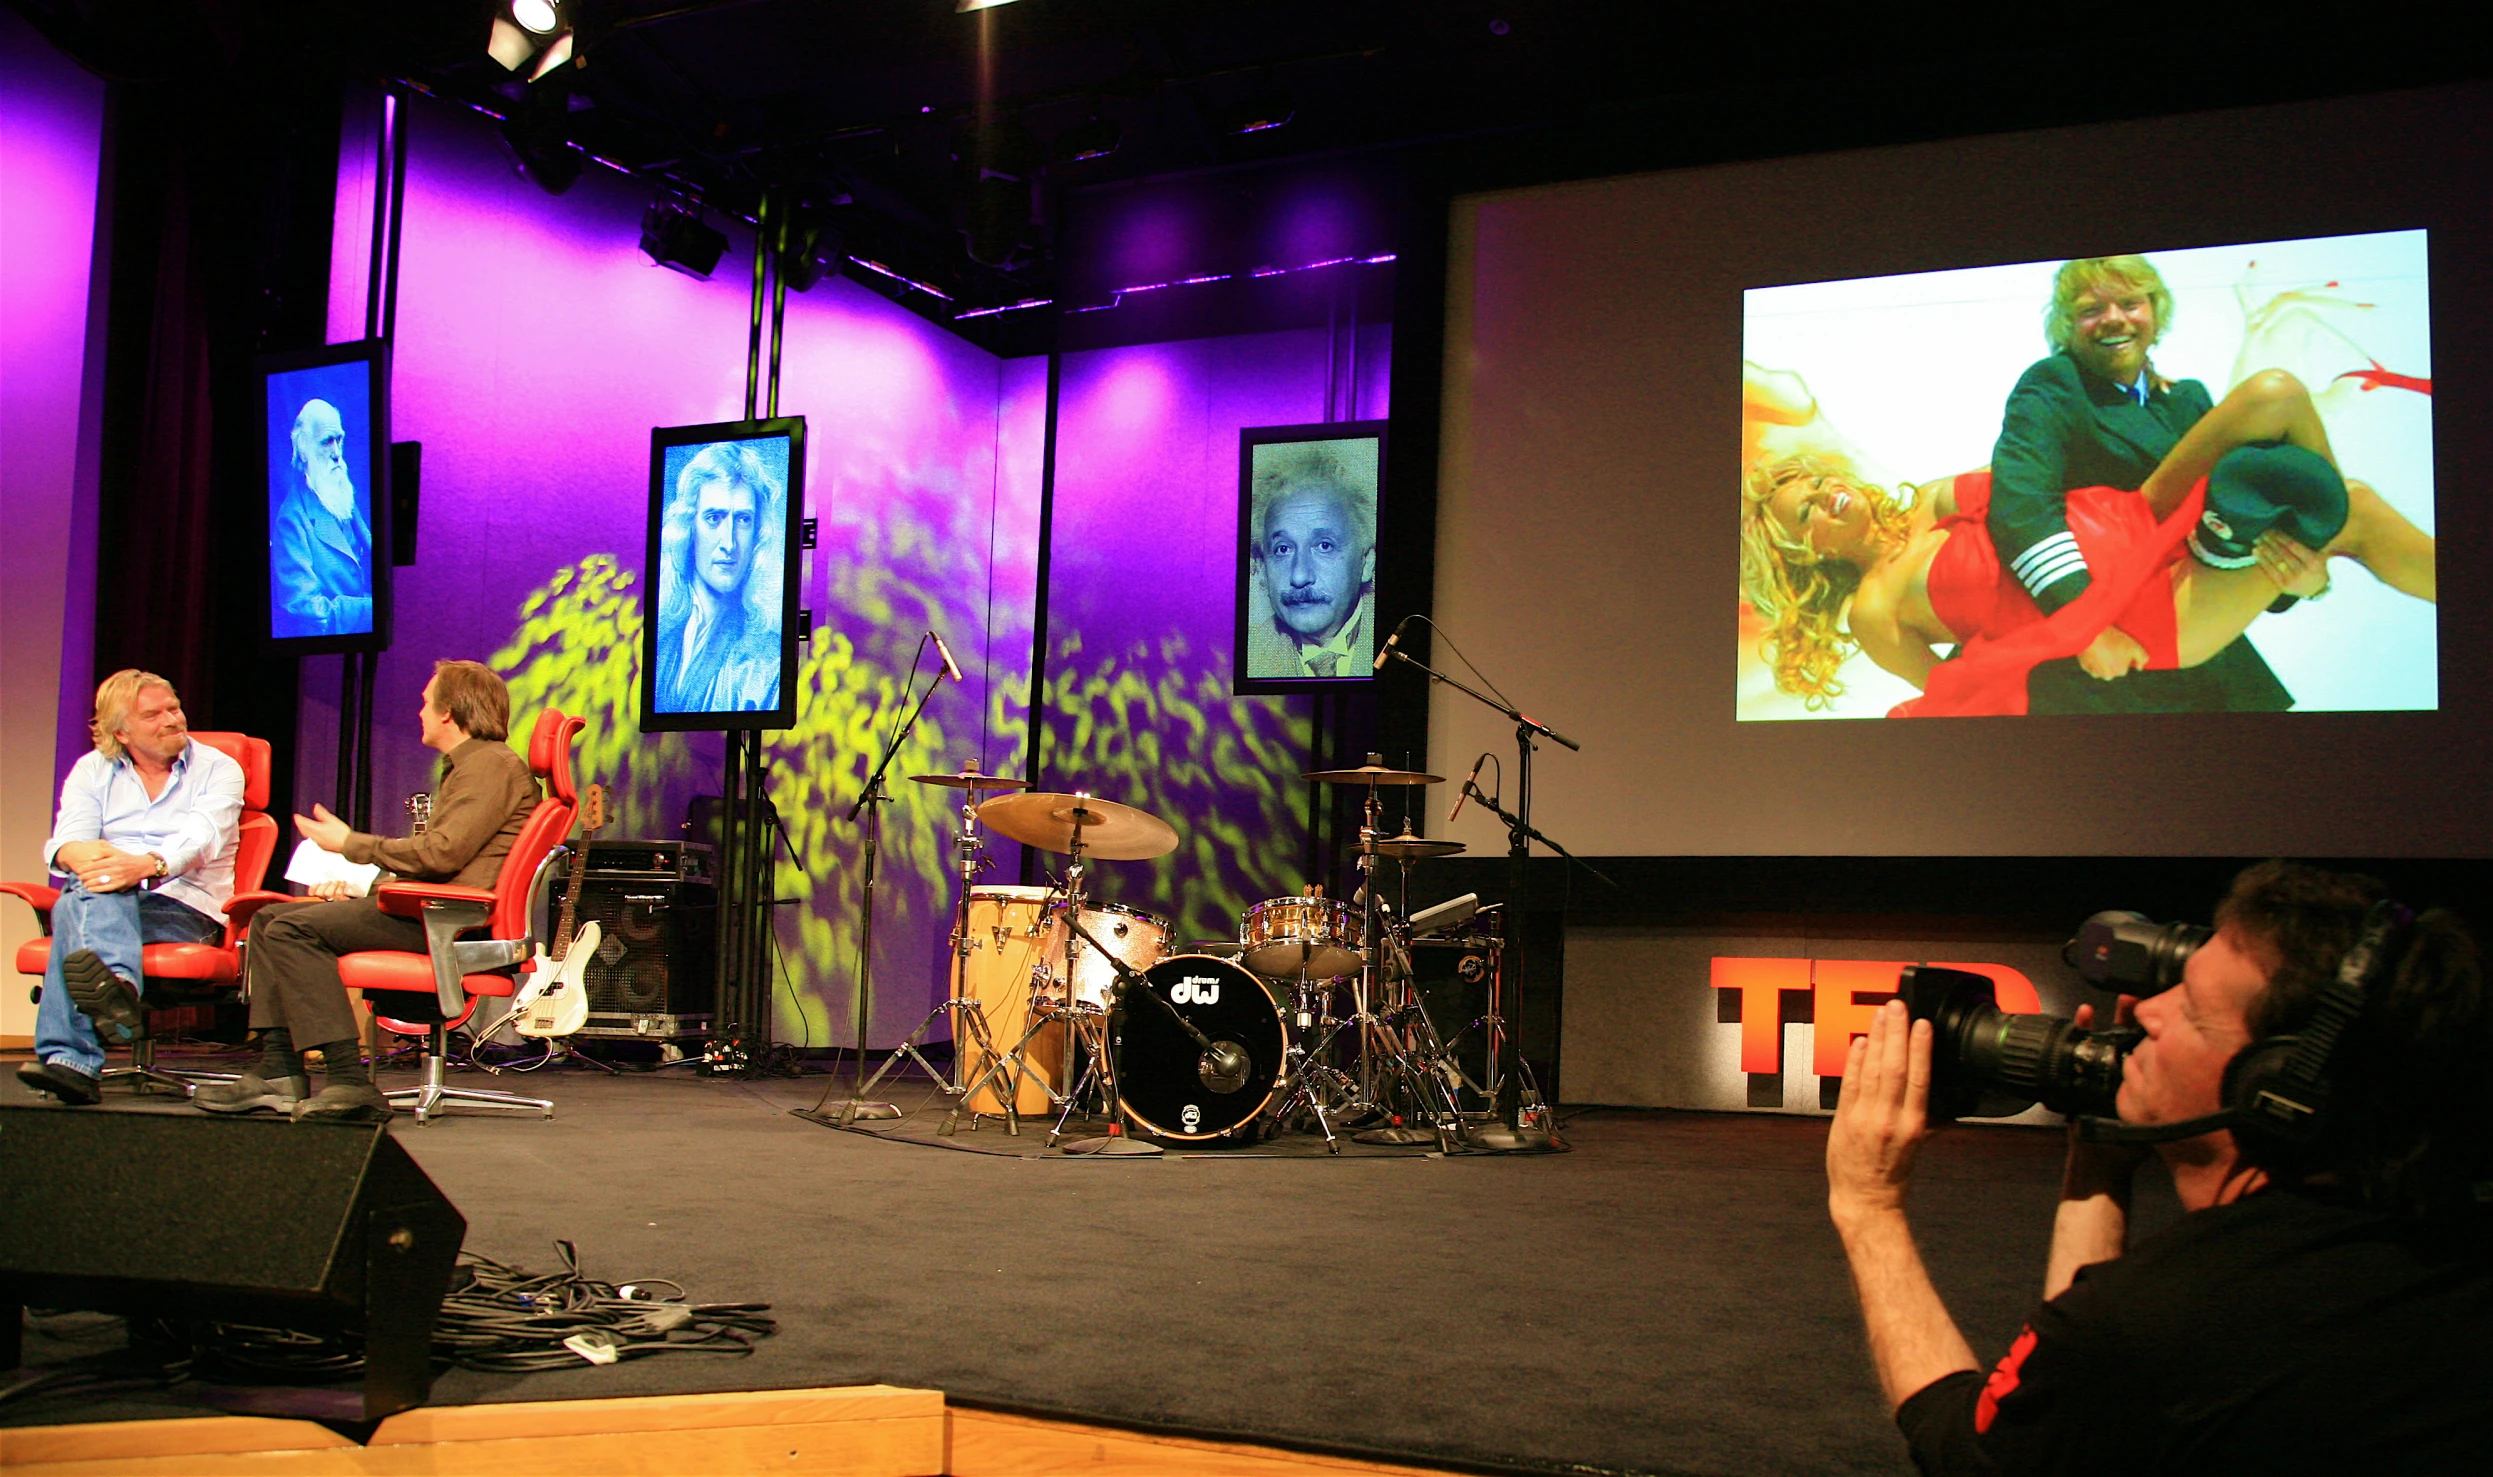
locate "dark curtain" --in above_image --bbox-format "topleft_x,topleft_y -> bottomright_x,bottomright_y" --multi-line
76,38 -> 339,820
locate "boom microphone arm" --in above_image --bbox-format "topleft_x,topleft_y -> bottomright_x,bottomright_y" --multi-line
1060,909 -> 1218,1055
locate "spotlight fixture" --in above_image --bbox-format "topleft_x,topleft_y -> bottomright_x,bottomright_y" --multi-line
488,1 -> 575,82
499,71 -> 582,195
641,193 -> 728,280
1215,93 -> 1295,136
956,0 -> 1022,12
777,197 -> 847,293
1051,116 -> 1123,164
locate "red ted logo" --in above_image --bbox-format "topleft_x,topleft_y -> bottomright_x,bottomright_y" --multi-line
1710,958 -> 2041,1078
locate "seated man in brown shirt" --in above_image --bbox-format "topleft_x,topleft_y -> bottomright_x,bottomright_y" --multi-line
197,659 -> 539,1122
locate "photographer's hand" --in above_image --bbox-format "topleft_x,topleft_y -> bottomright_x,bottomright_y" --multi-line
1827,1000 -> 1978,1410
2044,997 -> 2148,1300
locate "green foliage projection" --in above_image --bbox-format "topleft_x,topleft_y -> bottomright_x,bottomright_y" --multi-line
1039,630 -> 1312,945
491,553 -> 967,1045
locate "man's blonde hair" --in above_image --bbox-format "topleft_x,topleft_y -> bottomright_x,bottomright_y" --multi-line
2045,255 -> 2174,355
91,670 -> 176,762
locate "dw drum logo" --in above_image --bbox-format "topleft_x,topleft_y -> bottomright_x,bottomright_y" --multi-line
1169,975 -> 1223,1005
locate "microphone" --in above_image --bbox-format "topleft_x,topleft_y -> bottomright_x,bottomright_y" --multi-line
931,629 -> 964,683
1373,614 -> 1416,671
1447,753 -> 1489,823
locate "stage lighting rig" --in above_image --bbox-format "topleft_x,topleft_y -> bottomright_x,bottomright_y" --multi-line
641,191 -> 729,280
1215,92 -> 1297,136
1051,115 -> 1123,164
777,197 -> 848,293
488,1 -> 575,83
500,69 -> 584,196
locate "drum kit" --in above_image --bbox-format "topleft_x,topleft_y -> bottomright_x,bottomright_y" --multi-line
845,758 -> 1509,1155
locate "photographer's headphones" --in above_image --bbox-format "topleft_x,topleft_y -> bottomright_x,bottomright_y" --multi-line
2079,899 -> 2410,1148
2218,899 -> 2410,1155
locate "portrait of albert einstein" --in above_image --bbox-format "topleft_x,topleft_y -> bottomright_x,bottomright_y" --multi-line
1239,433 -> 1382,685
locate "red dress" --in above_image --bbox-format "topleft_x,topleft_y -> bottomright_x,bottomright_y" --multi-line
1895,471 -> 2204,718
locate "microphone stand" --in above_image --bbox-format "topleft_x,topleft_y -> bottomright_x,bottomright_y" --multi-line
1382,643 -> 1578,1153
816,658 -> 946,1127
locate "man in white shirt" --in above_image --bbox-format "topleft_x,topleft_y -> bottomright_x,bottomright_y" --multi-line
18,670 -> 243,1105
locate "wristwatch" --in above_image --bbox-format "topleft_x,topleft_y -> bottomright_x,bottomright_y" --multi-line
150,853 -> 167,879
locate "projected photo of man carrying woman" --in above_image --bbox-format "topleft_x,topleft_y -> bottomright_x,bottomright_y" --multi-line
1737,232 -> 2438,720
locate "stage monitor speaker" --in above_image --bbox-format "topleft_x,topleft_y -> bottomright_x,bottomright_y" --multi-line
389,440 -> 420,566
0,1106 -> 465,1421
1408,935 -> 1504,1110
576,858 -> 717,1028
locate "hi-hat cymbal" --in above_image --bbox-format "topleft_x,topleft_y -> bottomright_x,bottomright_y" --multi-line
1362,831 -> 1466,861
1302,763 -> 1442,786
911,770 -> 1029,791
976,791 -> 1179,860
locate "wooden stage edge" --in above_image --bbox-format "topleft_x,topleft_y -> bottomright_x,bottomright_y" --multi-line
0,1386 -> 1481,1476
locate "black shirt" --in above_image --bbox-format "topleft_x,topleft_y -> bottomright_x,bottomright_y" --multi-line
1897,1189 -> 2493,1475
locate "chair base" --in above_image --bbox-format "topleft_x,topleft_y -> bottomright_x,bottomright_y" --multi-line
98,1037 -> 241,1097
383,1040 -> 552,1124
99,1063 -> 241,1096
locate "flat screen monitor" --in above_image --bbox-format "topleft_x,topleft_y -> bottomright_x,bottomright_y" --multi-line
259,341 -> 391,652
1235,421 -> 1389,692
639,417 -> 805,732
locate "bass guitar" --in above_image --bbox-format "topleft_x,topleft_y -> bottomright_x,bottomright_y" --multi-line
511,782 -> 605,1038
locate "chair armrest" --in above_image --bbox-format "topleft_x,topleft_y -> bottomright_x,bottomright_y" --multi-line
375,880 -> 496,919
223,890 -> 296,929
0,881 -> 61,919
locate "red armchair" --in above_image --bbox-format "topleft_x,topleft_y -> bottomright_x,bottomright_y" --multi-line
4,732 -> 281,1094
336,711 -> 581,1123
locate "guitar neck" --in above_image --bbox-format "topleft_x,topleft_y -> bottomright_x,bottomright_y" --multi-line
551,786 -> 606,963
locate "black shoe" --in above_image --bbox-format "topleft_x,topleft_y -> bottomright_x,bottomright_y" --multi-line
16,1058 -> 102,1106
291,1081 -> 393,1124
63,949 -> 143,1044
193,1069 -> 310,1114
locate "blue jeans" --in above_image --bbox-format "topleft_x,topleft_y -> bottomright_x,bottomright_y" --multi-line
36,882 -> 225,1077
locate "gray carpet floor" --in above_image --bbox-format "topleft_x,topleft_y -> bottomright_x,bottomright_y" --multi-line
8,1061 -> 2184,1477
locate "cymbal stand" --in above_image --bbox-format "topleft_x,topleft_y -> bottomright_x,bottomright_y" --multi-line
1372,867 -> 1470,1117
1263,971 -> 1351,1152
1043,803 -> 1161,1156
1345,778 -> 1463,1152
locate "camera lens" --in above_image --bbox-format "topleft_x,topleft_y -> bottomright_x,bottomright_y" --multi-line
1899,965 -> 2139,1121
2064,911 -> 2212,994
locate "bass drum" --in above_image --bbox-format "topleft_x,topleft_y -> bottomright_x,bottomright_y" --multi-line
1110,956 -> 1286,1142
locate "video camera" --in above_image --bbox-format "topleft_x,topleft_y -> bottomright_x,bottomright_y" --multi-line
1902,911 -> 2211,1121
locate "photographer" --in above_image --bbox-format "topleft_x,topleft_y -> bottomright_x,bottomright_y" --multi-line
1827,861 -> 2493,1473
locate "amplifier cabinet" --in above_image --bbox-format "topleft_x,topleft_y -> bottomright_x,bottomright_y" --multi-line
567,855 -> 717,1034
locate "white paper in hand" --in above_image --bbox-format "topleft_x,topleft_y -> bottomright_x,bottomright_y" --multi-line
284,840 -> 381,897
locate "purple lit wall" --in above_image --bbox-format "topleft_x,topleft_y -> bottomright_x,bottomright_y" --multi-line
1038,314 -> 1391,943
314,90 -> 1041,1048
0,12 -> 108,1045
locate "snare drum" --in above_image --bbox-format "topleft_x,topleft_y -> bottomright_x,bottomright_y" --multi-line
955,886 -> 1066,1115
1050,901 -> 1171,1011
1240,896 -> 1363,979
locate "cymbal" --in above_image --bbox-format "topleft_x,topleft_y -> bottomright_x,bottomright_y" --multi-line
910,770 -> 1029,792
976,791 -> 1179,861
1302,763 -> 1442,786
1363,831 -> 1465,861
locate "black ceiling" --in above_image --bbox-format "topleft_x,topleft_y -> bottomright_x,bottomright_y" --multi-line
18,0 -> 2487,343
